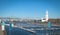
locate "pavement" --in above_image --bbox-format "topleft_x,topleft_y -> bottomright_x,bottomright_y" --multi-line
0,26 -> 4,35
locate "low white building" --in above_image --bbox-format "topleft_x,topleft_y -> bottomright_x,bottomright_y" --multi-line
41,10 -> 48,22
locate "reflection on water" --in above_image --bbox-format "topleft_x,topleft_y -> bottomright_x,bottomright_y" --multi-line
5,22 -> 60,35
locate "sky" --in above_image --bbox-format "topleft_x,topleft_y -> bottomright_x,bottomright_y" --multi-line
0,0 -> 60,19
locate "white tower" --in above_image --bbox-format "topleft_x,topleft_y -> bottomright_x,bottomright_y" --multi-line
45,10 -> 48,22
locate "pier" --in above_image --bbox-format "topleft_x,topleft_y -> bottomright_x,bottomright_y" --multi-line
5,23 -> 60,33
0,26 -> 4,35
5,24 -> 35,33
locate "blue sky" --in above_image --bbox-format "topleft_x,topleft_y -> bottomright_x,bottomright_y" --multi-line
0,0 -> 60,19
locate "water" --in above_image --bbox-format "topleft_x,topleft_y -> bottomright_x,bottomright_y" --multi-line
5,26 -> 33,35
5,22 -> 60,35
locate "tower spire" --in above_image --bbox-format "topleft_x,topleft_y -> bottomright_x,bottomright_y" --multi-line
45,10 -> 48,22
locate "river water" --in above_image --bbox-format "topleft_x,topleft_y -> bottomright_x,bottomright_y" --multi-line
5,22 -> 60,35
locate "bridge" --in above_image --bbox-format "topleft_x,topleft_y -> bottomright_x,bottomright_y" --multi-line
0,17 -> 36,23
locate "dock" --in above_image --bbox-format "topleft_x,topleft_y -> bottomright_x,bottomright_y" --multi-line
5,24 -> 60,33
5,24 -> 35,33
19,27 -> 35,33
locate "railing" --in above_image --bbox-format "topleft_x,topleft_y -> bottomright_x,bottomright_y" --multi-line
0,21 -> 60,35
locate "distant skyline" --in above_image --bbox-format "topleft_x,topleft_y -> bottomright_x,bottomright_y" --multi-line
0,0 -> 60,19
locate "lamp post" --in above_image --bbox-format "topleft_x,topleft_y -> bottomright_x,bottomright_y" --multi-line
9,22 -> 13,35
48,21 -> 51,35
1,21 -> 6,35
